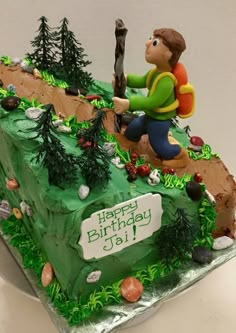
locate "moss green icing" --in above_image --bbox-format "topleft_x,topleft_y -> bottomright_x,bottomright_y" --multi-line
1,199 -> 214,327
0,216 -> 183,326
0,109 -> 206,302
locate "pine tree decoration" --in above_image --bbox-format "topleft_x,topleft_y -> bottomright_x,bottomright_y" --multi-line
77,109 -> 111,188
32,104 -> 79,187
184,125 -> 191,137
156,208 -> 200,262
27,16 -> 57,71
54,17 -> 93,90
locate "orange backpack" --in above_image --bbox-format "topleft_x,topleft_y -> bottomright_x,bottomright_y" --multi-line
146,63 -> 195,118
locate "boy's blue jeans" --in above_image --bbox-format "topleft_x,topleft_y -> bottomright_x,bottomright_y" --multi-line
124,114 -> 180,160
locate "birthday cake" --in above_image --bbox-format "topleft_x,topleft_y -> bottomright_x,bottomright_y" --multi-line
0,18 -> 236,329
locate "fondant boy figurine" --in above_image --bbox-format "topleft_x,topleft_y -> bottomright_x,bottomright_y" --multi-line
113,28 -> 189,167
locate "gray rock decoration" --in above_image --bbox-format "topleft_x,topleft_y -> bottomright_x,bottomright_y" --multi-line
20,201 -> 28,213
0,200 -> 11,220
212,236 -> 234,250
11,57 -> 21,65
20,201 -> 33,216
57,125 -> 72,133
192,246 -> 213,264
103,142 -> 116,157
86,270 -> 102,283
25,107 -> 44,120
78,184 -> 90,200
20,60 -> 34,74
52,119 -> 63,127
6,84 -> 16,94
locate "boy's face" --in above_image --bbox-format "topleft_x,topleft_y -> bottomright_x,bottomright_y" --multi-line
145,36 -> 172,69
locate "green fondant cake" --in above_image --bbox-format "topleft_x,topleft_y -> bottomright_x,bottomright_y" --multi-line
0,56 -> 236,328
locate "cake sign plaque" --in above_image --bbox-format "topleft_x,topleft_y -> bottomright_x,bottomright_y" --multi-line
79,193 -> 162,259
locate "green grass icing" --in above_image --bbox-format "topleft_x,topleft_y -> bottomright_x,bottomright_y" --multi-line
1,193 -> 215,326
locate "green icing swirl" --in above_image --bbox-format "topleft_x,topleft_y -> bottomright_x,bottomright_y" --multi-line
0,55 -> 11,65
160,173 -> 192,190
188,144 -> 219,160
40,70 -> 69,88
194,198 -> 216,248
90,98 -> 113,109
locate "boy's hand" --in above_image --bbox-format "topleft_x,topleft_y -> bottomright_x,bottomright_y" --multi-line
112,97 -> 129,114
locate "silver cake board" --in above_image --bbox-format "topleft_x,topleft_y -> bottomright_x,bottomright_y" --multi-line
1,230 -> 236,333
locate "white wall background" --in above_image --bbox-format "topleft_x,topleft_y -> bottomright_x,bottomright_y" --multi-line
0,2 -> 236,333
0,0 -> 235,173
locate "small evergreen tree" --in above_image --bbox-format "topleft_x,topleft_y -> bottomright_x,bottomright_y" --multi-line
77,109 -> 111,188
54,18 -> 70,70
54,17 -> 93,90
32,104 -> 79,187
183,125 -> 191,137
27,16 -> 57,71
156,208 -> 200,262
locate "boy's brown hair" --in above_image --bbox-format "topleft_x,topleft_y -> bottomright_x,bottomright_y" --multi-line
153,28 -> 186,68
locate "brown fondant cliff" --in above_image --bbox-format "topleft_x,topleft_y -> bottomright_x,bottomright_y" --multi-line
0,64 -> 235,233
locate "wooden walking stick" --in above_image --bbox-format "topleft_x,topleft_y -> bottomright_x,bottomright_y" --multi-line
114,18 -> 128,132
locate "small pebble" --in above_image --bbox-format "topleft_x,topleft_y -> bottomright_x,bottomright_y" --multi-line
26,206 -> 33,217
11,57 -> 21,65
65,87 -> 79,96
20,60 -> 34,74
12,208 -> 22,220
212,236 -> 234,250
186,181 -> 203,201
86,270 -> 102,283
6,178 -> 19,190
0,200 -> 11,220
6,84 -> 16,94
33,68 -> 42,79
53,119 -> 63,127
20,201 -> 28,214
41,262 -> 54,287
19,201 -> 33,217
103,142 -> 116,157
25,107 -> 44,120
57,125 -> 72,133
120,277 -> 143,302
1,96 -> 21,111
78,184 -> 90,200
192,246 -> 213,264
